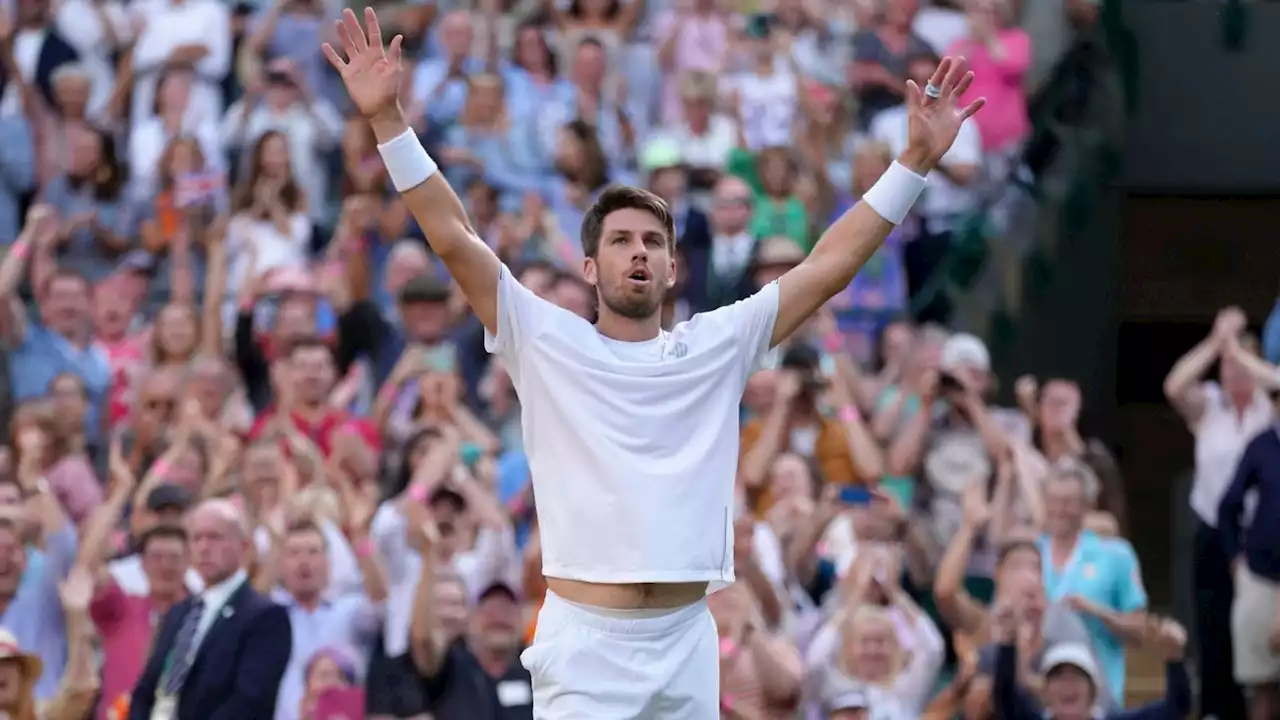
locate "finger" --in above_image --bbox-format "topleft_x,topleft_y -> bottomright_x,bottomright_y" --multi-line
364,7 -> 383,54
926,57 -> 950,99
342,8 -> 367,52
336,20 -> 358,60
939,56 -> 965,97
388,34 -> 404,67
905,79 -> 921,110
960,97 -> 986,120
320,43 -> 347,71
950,70 -> 975,101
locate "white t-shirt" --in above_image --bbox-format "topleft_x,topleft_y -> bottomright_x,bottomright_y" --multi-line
725,65 -> 797,151
485,266 -> 779,586
1190,381 -> 1274,526
870,105 -> 982,231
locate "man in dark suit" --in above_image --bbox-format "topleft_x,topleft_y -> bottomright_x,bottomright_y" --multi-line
129,499 -> 292,720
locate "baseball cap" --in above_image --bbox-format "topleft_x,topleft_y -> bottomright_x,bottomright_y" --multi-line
146,484 -> 193,513
1041,642 -> 1102,688
640,137 -> 684,173
940,332 -> 990,373
399,273 -> 452,305
476,580 -> 521,604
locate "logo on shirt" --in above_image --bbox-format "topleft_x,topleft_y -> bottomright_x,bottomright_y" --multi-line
667,342 -> 688,359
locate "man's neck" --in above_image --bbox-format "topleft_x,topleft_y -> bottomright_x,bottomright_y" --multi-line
294,401 -> 329,423
595,309 -> 662,342
1050,530 -> 1081,559
291,590 -> 322,611
472,645 -> 514,678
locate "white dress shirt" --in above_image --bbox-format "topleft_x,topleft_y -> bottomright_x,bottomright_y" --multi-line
128,0 -> 231,127
192,568 -> 248,649
1191,381 -> 1274,526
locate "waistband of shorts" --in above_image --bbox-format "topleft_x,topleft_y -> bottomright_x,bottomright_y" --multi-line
540,590 -> 708,638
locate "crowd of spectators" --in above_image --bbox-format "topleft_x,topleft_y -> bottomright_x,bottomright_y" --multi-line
0,0 -> 1211,717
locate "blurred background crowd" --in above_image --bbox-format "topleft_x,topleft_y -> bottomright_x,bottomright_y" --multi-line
0,0 -> 1237,715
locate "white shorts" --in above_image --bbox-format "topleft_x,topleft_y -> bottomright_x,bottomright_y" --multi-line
1233,564 -> 1280,685
520,590 -> 719,719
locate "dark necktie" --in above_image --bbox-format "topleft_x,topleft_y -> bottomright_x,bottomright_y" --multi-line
160,597 -> 206,696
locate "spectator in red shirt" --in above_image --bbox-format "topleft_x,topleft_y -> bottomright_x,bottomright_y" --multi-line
248,337 -> 380,468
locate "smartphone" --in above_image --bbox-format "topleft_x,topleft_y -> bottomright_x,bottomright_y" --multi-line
938,372 -> 965,393
460,441 -> 482,468
838,486 -> 872,506
314,688 -> 365,720
423,344 -> 457,373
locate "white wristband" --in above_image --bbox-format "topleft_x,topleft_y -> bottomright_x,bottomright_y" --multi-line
861,161 -> 928,226
376,129 -> 439,193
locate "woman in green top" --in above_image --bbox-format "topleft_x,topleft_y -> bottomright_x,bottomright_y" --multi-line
726,145 -> 811,251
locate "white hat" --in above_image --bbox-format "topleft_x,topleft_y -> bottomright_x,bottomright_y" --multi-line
1041,642 -> 1101,688
0,627 -> 42,681
941,332 -> 991,372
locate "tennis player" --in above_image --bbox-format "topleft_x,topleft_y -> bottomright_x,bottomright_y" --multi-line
324,9 -> 984,717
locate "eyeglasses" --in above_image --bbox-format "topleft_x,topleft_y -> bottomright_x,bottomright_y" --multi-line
143,398 -> 175,413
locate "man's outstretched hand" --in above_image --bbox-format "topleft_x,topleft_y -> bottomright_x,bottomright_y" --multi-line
901,56 -> 986,175
322,8 -> 405,134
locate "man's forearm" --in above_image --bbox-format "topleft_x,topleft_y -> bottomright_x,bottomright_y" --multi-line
369,108 -> 501,332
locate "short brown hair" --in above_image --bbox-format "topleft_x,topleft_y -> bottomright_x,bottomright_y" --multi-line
579,185 -> 676,258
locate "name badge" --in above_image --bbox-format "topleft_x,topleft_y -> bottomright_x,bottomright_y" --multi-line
496,680 -> 532,707
151,695 -> 177,720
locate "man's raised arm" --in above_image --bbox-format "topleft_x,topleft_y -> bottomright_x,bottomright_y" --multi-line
769,57 -> 985,347
324,8 -> 502,335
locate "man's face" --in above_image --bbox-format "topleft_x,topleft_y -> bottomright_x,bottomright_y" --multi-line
1045,477 -> 1087,535
43,276 -> 90,337
440,13 -> 474,58
471,593 -> 521,652
400,300 -> 450,344
1044,667 -> 1095,720
0,527 -> 25,596
583,209 -> 674,322
572,45 -> 606,89
142,536 -> 189,597
292,347 -> 336,405
187,509 -> 244,584
551,279 -> 593,320
711,182 -> 753,235
281,530 -> 328,599
243,444 -> 283,506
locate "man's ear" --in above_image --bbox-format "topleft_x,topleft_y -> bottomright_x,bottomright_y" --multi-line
666,256 -> 677,288
582,257 -> 597,286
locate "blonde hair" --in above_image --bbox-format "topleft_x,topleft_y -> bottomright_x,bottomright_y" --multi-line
679,70 -> 718,101
840,605 -> 908,681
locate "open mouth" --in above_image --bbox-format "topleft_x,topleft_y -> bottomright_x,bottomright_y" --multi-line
626,268 -> 651,285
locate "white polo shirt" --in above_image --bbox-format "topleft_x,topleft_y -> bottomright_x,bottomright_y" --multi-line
1190,381 -> 1274,526
486,266 -> 778,587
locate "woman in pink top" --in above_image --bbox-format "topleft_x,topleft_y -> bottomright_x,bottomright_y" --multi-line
946,0 -> 1031,152
654,0 -> 730,125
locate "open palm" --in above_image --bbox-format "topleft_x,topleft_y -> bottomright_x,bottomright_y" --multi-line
904,56 -> 986,170
322,8 -> 404,120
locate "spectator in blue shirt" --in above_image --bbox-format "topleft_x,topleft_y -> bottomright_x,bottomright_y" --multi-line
410,12 -> 486,133
0,211 -> 111,452
439,73 -> 542,213
1038,458 -> 1148,701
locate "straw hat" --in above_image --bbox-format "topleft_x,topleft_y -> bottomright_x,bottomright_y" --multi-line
0,628 -> 42,681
